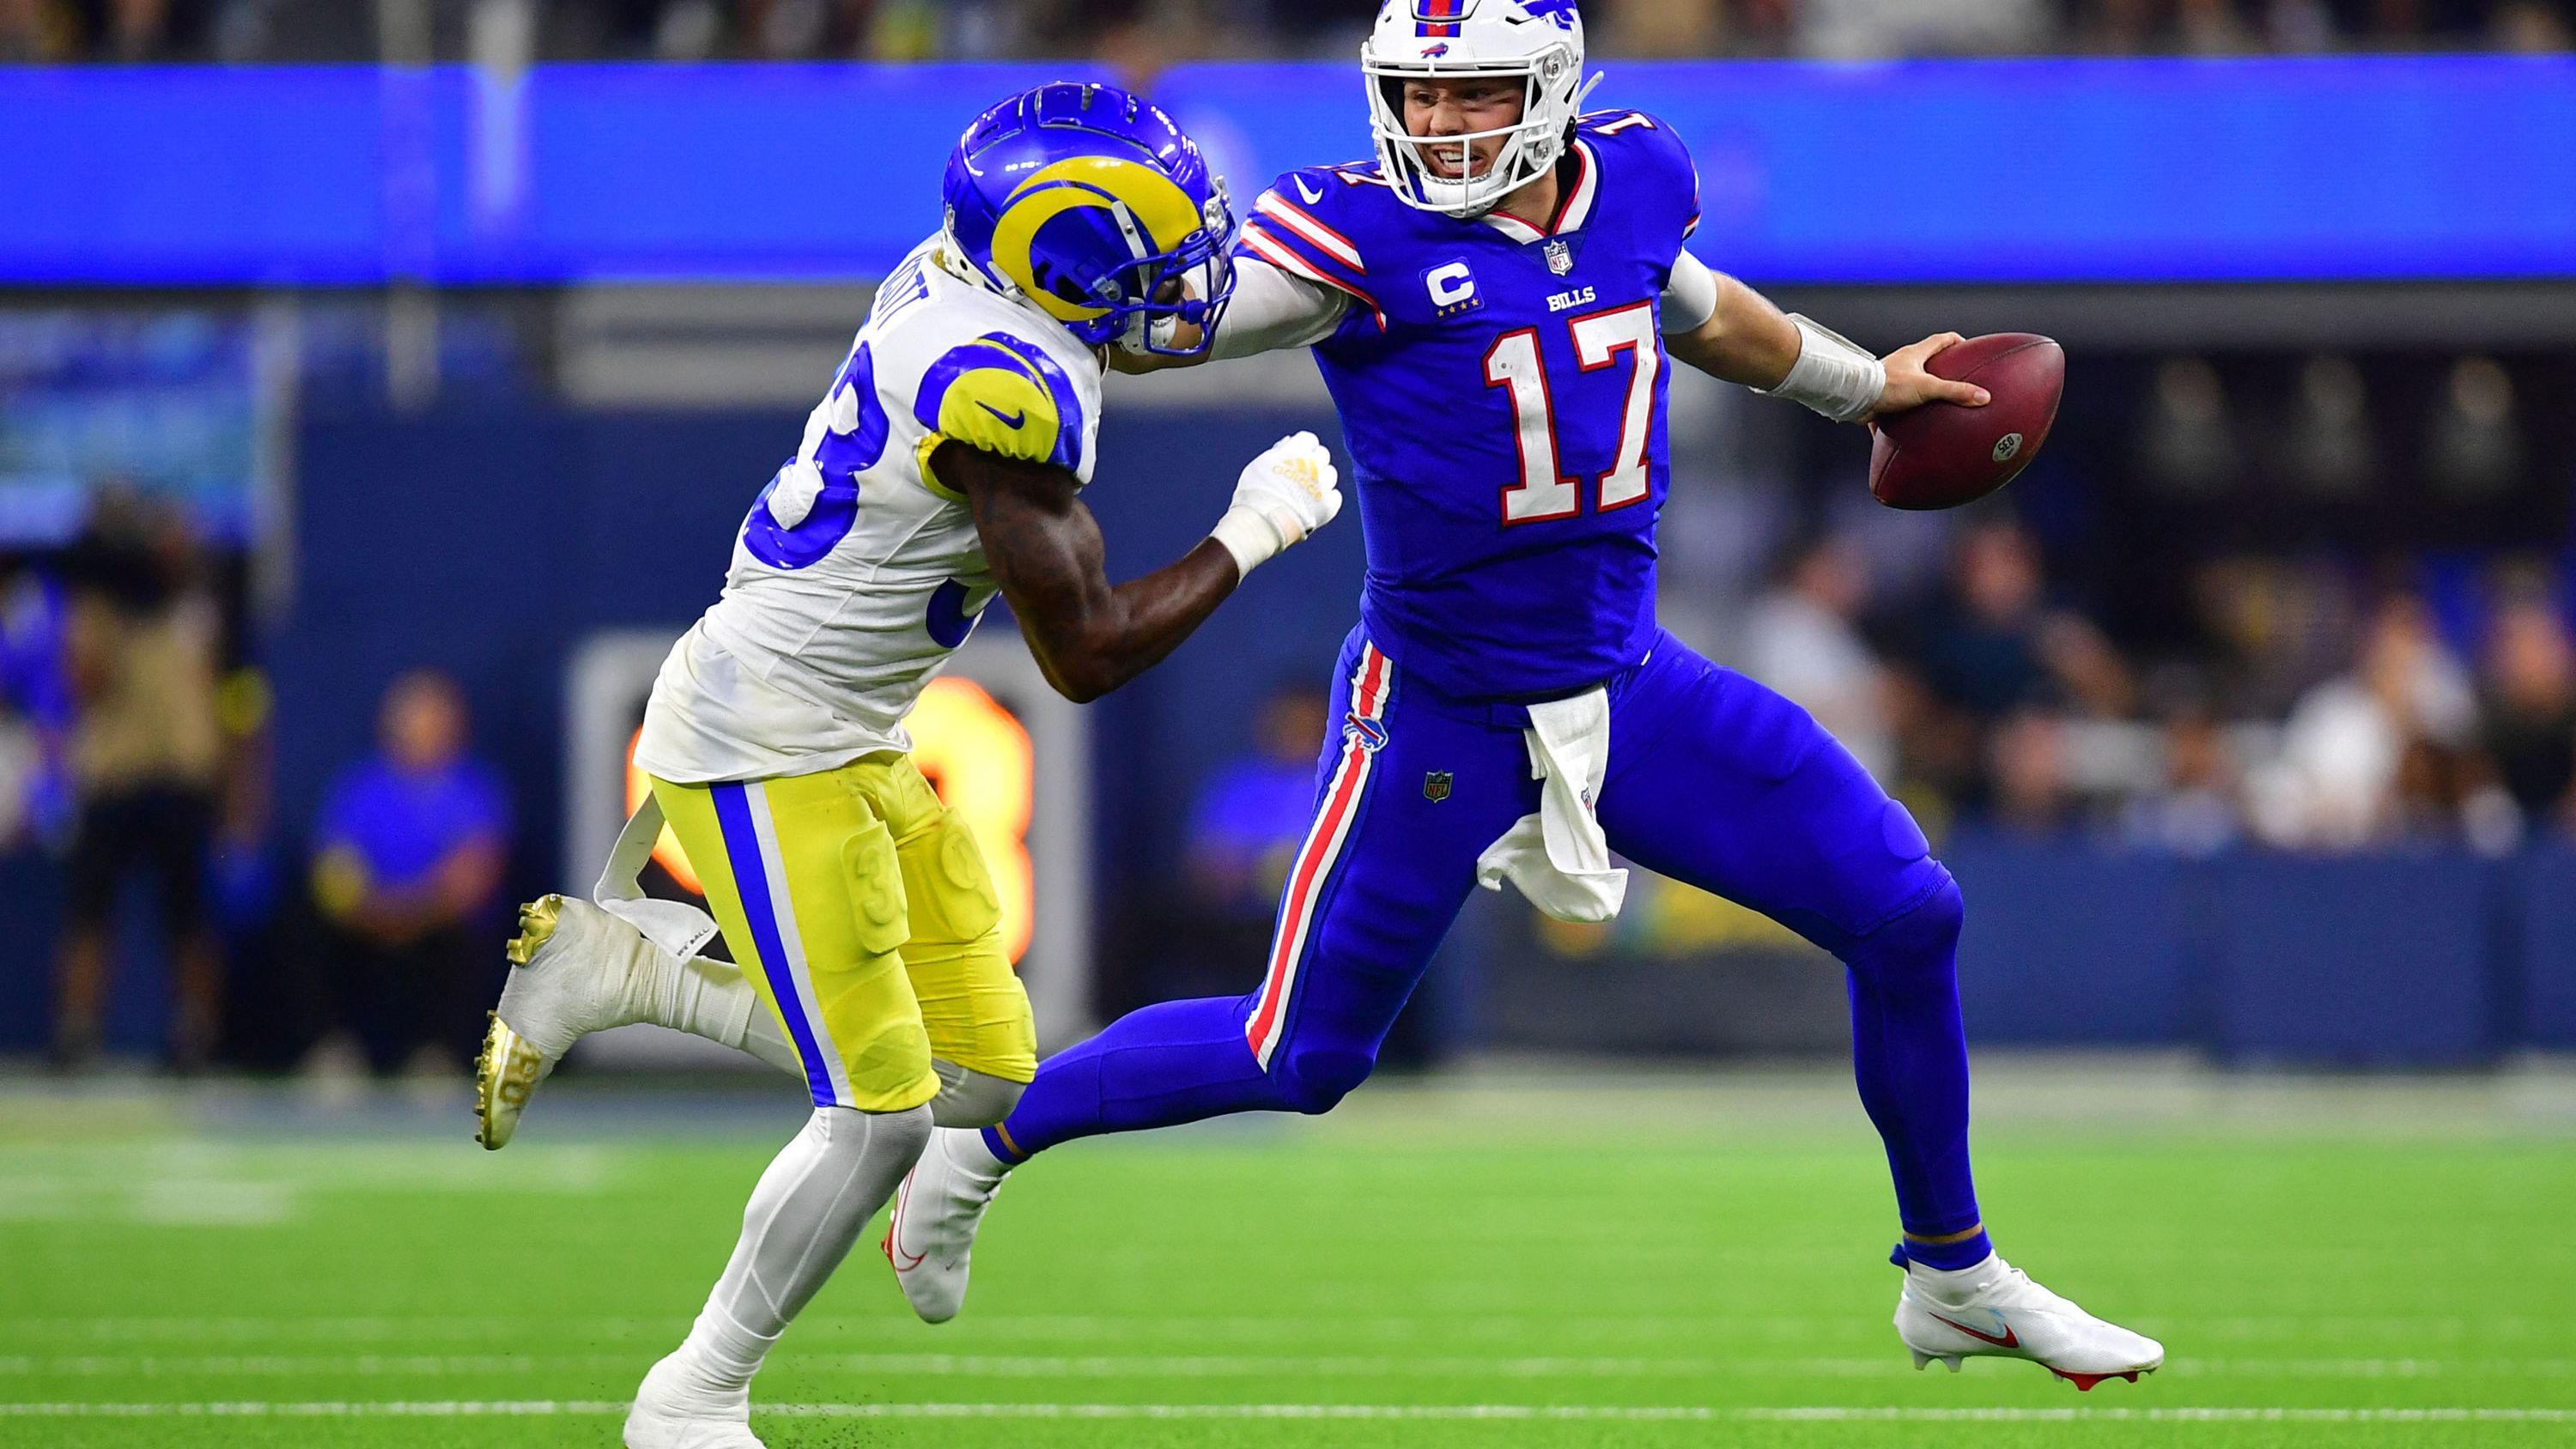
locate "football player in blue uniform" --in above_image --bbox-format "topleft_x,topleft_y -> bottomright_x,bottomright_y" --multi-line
887,1 -> 2162,1390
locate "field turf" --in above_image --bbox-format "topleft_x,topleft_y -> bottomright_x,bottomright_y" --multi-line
3,1065 -> 2573,1447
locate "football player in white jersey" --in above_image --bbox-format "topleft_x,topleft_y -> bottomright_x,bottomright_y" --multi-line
471,83 -> 1342,1449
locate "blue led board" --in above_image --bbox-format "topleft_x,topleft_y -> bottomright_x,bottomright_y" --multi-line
3,58 -> 2570,285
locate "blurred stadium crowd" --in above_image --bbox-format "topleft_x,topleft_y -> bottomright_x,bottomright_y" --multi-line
1698,518 -> 2574,857
2,494 -> 513,1072
3,0 -> 2568,64
8,365 -> 2572,1070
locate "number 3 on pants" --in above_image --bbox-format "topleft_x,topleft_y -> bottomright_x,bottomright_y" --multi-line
1483,300 -> 1660,524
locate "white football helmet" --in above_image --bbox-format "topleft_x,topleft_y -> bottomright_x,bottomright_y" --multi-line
1362,0 -> 1601,218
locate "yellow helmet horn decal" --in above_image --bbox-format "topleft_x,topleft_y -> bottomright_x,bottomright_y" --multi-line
989,156 -> 1206,324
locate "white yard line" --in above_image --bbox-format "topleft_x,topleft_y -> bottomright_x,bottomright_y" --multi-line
1,1354 -> 2569,1379
11,1313 -> 2567,1343
3,1403 -> 2576,1424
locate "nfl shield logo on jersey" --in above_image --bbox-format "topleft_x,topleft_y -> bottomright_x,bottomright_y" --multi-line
1544,239 -> 1574,276
1423,771 -> 1454,803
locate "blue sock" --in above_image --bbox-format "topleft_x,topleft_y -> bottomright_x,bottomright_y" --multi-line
1893,1229 -> 1996,1272
985,996 -> 1289,1163
1844,877 -> 1989,1266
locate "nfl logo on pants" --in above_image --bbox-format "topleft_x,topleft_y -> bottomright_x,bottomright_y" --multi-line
1423,771 -> 1454,803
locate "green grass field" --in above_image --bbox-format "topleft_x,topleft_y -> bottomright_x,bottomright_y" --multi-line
4,1066 -> 2573,1447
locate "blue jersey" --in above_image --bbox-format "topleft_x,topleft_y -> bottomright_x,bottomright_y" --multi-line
1236,112 -> 1702,700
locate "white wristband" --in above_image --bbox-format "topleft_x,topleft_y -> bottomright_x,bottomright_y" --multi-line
1762,314 -> 1886,424
1209,505 -> 1285,579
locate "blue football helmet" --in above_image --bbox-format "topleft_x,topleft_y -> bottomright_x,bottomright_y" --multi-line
943,82 -> 1236,358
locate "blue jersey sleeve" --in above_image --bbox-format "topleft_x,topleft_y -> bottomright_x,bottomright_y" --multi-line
1235,167 -> 1389,336
1578,110 -> 1701,274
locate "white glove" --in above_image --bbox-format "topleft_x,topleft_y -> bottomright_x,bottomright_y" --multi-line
1209,430 -> 1343,579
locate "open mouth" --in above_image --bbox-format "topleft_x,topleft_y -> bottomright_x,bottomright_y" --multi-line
1419,144 -> 1492,180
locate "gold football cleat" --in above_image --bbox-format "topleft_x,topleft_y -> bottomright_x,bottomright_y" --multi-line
474,897 -> 564,1150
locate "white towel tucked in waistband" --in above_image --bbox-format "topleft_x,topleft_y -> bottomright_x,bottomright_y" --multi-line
592,795 -> 724,961
1473,687 -> 1628,925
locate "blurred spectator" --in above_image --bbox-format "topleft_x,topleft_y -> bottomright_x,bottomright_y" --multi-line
1917,520 -> 2053,719
2136,712 -> 2246,853
2252,591 -> 2478,847
2478,592 -> 2576,829
1985,707 -> 2081,834
2285,355 -> 2378,500
1913,519 -> 2132,724
100,0 -> 182,59
51,494 -> 226,1072
2389,732 -> 2520,852
1801,0 -> 2052,58
2123,673 -> 2245,854
307,670 -> 510,1077
1740,536 -> 1894,782
2494,0 -> 2573,49
1595,0 -> 1725,56
0,0 -> 76,59
2138,357 -> 2240,501
2425,356 -> 2524,502
1182,681 -> 1327,918
0,562 -> 77,849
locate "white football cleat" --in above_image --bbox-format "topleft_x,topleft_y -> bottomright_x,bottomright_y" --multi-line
623,1351 -> 763,1449
882,1125 -> 1012,1323
475,894 -> 653,1150
1894,1253 -> 2164,1391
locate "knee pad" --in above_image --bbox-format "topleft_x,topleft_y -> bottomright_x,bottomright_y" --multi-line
1269,1044 -> 1375,1116
810,1101 -> 934,1166
1847,869 -> 1965,985
928,1060 -> 1025,1128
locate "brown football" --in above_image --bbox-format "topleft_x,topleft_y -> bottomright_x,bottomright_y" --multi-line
1868,333 -> 2064,511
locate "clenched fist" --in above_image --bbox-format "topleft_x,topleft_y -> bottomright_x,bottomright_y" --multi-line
1209,431 -> 1345,579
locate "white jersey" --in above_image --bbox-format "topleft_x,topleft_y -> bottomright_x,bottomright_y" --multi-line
635,237 -> 1103,784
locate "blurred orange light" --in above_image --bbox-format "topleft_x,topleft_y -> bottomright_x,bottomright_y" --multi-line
624,731 -> 706,897
623,676 -> 1036,964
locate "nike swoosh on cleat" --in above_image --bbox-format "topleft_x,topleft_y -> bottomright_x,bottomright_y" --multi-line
979,402 -> 1026,427
1929,1312 -> 2020,1349
884,1180 -> 927,1272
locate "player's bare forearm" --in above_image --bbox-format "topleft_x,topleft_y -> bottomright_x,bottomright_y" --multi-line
1665,272 -> 1803,391
942,440 -> 1238,704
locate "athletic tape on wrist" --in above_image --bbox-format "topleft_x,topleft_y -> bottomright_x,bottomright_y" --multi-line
1210,506 -> 1285,579
1763,314 -> 1886,424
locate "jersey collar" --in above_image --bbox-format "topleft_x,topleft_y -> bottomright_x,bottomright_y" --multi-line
1479,139 -> 1597,245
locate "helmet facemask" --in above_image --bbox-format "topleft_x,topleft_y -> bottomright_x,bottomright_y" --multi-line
1105,185 -> 1239,358
1364,42 -> 1595,218
960,174 -> 1240,359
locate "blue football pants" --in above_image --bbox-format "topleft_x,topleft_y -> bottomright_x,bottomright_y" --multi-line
993,627 -> 1983,1244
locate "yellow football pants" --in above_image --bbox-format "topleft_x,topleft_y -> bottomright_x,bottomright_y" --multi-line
652,753 -> 1036,1113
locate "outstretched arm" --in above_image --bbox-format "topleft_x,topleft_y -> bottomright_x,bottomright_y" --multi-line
945,431 -> 1342,703
1657,252 -> 1988,423
1108,259 -> 1350,374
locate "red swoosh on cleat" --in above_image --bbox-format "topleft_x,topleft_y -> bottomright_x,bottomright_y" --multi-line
1929,1313 -> 2019,1349
884,1180 -> 927,1272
